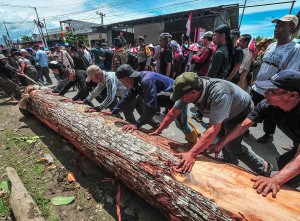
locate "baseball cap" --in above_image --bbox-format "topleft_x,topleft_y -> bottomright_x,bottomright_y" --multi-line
86,65 -> 101,82
256,70 -> 300,93
115,64 -> 140,79
0,54 -> 7,60
138,36 -> 145,41
170,72 -> 202,102
272,14 -> 298,27
202,31 -> 213,39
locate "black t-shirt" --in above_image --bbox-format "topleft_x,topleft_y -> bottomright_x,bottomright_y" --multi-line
247,99 -> 300,145
228,46 -> 243,76
159,48 -> 172,75
103,48 -> 113,70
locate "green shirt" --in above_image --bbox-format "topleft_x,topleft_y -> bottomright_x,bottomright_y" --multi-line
91,47 -> 104,68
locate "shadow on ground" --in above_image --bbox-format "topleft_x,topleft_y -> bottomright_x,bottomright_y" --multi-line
19,113 -> 167,221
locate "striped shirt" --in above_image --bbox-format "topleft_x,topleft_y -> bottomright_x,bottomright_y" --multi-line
85,71 -> 127,111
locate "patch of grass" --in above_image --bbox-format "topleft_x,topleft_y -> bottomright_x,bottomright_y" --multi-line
0,132 -> 58,221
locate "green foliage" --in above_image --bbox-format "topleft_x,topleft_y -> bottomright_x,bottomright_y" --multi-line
51,196 -> 75,206
14,135 -> 44,144
21,35 -> 33,42
64,31 -> 88,45
0,181 -> 11,193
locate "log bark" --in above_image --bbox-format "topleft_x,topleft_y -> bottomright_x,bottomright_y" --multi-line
19,87 -> 300,221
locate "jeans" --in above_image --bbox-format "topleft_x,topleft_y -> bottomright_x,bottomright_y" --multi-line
156,94 -> 192,134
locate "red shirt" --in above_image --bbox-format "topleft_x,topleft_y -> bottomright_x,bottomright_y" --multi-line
193,45 -> 216,76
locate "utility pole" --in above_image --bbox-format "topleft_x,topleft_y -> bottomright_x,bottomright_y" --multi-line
239,0 -> 247,30
289,0 -> 296,14
96,12 -> 105,25
3,21 -> 11,48
34,7 -> 48,48
43,18 -> 50,43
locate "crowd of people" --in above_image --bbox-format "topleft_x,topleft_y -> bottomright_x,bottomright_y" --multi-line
1,14 -> 300,198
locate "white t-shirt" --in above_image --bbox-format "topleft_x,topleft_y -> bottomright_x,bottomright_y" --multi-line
252,41 -> 300,95
240,48 -> 253,72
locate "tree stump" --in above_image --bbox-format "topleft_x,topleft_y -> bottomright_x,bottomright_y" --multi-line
19,86 -> 300,221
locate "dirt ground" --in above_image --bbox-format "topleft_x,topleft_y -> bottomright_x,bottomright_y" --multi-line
0,92 -> 167,221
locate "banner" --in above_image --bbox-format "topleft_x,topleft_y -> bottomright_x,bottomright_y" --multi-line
186,12 -> 192,36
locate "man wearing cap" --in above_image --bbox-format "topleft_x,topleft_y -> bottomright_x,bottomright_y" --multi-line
75,65 -> 126,112
112,37 -> 128,71
136,36 -> 152,71
251,14 -> 300,144
151,72 -> 271,176
192,31 -> 215,77
227,29 -> 243,83
49,61 -> 89,101
76,65 -> 148,124
207,70 -> 300,198
207,24 -> 233,79
12,50 -> 38,85
107,64 -> 200,144
0,54 -> 23,101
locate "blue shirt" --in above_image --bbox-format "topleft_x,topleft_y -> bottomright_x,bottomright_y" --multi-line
112,71 -> 174,127
35,49 -> 48,67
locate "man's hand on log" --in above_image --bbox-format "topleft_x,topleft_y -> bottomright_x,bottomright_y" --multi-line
251,176 -> 281,198
149,130 -> 162,136
73,100 -> 85,104
122,124 -> 137,133
174,152 -> 196,174
101,110 -> 113,116
205,143 -> 223,159
85,107 -> 97,113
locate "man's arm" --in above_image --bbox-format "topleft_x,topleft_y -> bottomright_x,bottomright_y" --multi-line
84,83 -> 105,103
193,48 -> 210,64
207,118 -> 254,157
207,52 -> 223,78
166,62 -> 172,77
176,122 -> 222,173
95,80 -> 117,111
150,107 -> 182,134
227,63 -> 241,81
251,144 -> 300,198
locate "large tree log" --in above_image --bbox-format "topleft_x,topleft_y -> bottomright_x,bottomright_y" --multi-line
19,86 -> 300,221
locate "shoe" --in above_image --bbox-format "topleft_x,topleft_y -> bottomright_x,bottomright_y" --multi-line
260,162 -> 273,177
162,108 -> 169,115
257,134 -> 274,144
191,113 -> 203,122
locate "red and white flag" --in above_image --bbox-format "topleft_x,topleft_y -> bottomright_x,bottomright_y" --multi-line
186,12 -> 192,36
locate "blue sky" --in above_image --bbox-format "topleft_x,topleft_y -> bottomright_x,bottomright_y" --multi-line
0,0 -> 299,44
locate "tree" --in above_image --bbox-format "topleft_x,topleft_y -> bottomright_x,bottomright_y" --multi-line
64,31 -> 88,46
21,36 -> 33,42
